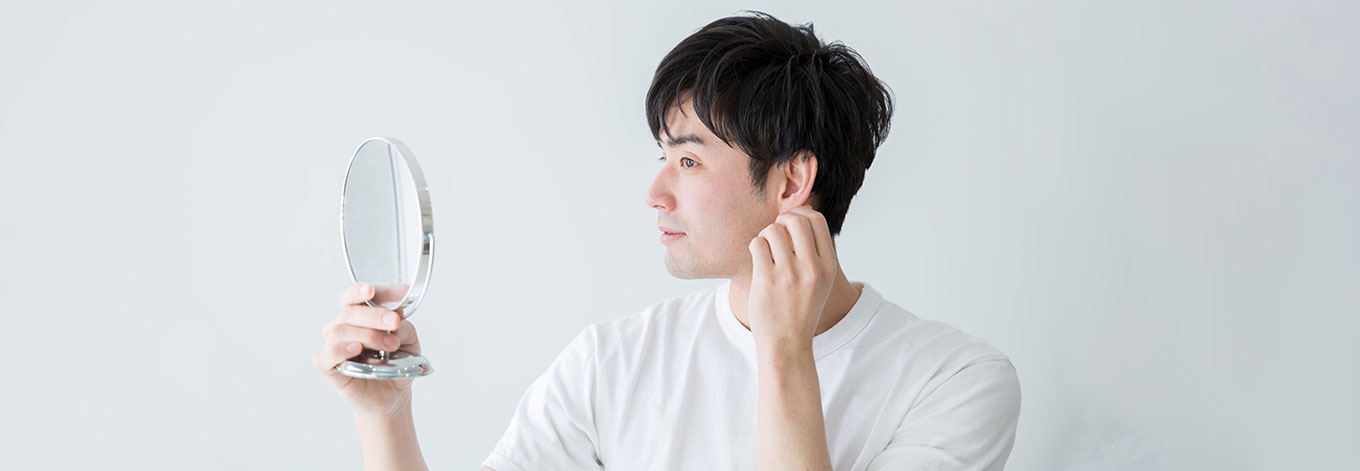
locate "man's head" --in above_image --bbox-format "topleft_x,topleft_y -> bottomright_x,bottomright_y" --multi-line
643,11 -> 893,279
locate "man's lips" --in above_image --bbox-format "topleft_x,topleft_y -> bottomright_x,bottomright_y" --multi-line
659,226 -> 686,244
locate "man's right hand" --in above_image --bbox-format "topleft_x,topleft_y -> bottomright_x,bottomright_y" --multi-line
313,282 -> 423,420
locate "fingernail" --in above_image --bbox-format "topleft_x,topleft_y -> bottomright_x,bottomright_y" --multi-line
345,342 -> 361,353
359,283 -> 370,296
382,312 -> 398,327
384,336 -> 399,348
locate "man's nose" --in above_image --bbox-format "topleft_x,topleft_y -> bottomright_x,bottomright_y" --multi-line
643,170 -> 673,211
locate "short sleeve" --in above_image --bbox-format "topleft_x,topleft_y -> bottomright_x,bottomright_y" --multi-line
482,326 -> 603,471
867,359 -> 1022,471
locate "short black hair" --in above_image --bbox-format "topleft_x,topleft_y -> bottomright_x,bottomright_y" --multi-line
646,11 -> 894,237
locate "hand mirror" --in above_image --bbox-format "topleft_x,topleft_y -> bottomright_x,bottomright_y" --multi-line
336,136 -> 435,379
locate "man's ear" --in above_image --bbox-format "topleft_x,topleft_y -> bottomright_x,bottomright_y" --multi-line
776,151 -> 818,213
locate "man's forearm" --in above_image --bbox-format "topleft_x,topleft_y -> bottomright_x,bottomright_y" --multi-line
354,403 -> 429,471
756,343 -> 833,471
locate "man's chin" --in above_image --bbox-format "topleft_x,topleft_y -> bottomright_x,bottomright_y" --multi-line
667,269 -> 705,280
663,253 -> 706,280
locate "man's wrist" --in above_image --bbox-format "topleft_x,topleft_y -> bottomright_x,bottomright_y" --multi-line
354,401 -> 413,429
755,339 -> 815,367
353,401 -> 428,471
353,393 -> 414,425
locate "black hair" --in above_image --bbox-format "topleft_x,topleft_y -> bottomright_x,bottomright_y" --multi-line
646,10 -> 894,237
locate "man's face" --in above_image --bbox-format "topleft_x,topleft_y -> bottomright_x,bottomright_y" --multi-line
644,101 -> 780,279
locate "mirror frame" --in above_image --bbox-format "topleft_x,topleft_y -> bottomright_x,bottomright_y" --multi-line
339,136 -> 436,319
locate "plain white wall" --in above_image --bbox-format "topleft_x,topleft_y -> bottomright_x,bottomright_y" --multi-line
1,1 -> 1356,470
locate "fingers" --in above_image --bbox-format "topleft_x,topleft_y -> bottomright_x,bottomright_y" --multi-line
328,323 -> 403,352
313,339 -> 362,374
340,282 -> 374,305
787,205 -> 835,261
748,234 -> 774,276
330,303 -> 403,332
749,205 -> 837,283
393,320 -> 421,355
313,325 -> 391,374
319,283 -> 423,376
760,223 -> 795,267
777,211 -> 819,258
313,320 -> 422,372
314,322 -> 405,373
761,207 -> 825,266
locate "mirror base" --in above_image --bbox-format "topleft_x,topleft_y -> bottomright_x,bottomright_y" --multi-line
335,349 -> 433,380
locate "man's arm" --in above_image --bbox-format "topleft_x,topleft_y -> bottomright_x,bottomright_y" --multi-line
756,343 -> 833,471
352,402 -> 504,471
316,282 -> 432,471
747,206 -> 842,471
355,404 -> 429,471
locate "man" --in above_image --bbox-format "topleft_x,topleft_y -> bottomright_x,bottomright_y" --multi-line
315,11 -> 1021,471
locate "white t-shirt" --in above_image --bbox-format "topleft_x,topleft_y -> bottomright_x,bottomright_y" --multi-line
482,280 -> 1021,471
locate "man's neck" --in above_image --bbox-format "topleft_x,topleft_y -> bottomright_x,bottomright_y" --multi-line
728,264 -> 862,336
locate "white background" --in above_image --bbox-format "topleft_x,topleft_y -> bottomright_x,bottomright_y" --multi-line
1,1 -> 1356,470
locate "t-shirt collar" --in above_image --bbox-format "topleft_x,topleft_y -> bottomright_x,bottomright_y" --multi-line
714,279 -> 882,359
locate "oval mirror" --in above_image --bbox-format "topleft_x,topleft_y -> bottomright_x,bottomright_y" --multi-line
336,136 -> 435,379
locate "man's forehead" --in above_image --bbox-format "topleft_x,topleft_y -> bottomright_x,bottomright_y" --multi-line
658,102 -> 709,147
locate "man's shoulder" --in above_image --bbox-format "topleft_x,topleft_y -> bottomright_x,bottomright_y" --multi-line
859,292 -> 1012,367
853,294 -> 1019,410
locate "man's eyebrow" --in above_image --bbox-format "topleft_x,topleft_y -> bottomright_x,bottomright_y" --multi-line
657,133 -> 705,148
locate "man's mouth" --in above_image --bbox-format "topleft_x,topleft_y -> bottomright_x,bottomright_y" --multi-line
659,227 -> 686,244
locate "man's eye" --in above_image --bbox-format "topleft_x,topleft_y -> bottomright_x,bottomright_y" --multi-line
657,156 -> 698,169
